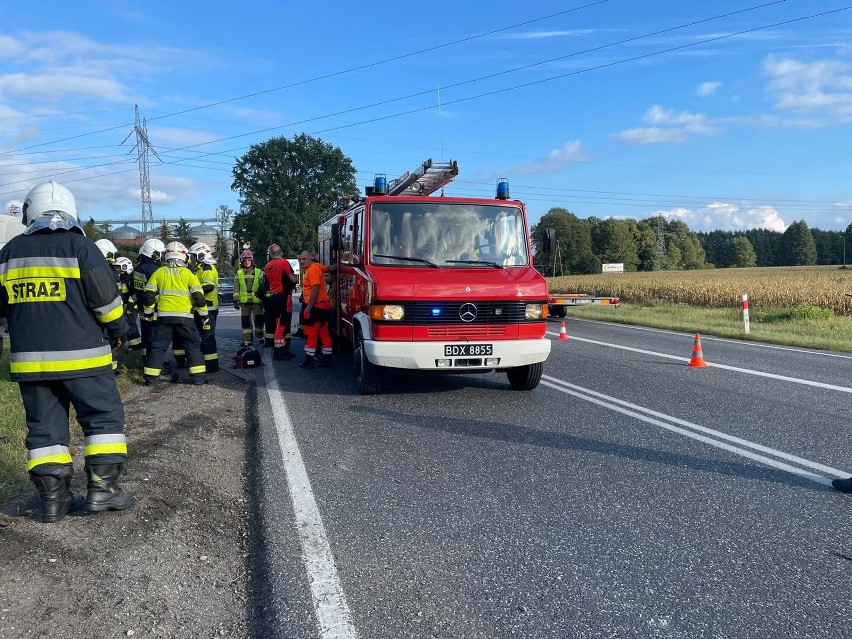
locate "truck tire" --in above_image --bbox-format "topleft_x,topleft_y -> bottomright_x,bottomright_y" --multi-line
353,332 -> 382,395
506,361 -> 543,391
551,305 -> 567,318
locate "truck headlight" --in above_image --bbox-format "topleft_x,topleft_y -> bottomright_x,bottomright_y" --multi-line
525,303 -> 544,320
370,304 -> 405,321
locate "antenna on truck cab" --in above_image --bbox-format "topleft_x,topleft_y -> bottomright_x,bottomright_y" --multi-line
387,158 -> 458,197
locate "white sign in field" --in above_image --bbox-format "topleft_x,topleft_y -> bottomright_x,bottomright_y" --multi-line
602,263 -> 624,273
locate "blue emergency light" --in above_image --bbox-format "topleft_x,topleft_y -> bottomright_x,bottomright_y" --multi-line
374,174 -> 388,195
431,308 -> 442,317
496,178 -> 510,200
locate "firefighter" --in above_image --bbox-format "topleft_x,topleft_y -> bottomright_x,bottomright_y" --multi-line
142,241 -> 209,386
233,250 -> 265,346
0,181 -> 133,522
263,243 -> 298,361
297,250 -> 333,369
96,239 -> 123,371
94,238 -> 118,264
131,238 -> 165,356
189,242 -> 219,373
113,256 -> 141,350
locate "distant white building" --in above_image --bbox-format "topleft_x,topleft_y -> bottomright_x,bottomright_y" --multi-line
0,214 -> 25,250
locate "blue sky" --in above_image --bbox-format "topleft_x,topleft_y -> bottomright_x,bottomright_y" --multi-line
2,0 -> 851,233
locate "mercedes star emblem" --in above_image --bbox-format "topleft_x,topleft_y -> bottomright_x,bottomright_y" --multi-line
459,303 -> 478,323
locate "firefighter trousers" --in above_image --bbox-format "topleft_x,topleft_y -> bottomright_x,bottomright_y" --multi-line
144,322 -> 206,381
263,293 -> 292,350
194,309 -> 219,372
239,302 -> 265,344
20,371 -> 127,475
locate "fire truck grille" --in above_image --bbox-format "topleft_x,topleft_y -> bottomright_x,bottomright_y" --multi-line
399,301 -> 532,325
426,325 -> 508,338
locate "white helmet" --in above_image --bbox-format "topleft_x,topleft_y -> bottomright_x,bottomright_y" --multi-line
21,181 -> 78,226
139,238 -> 166,262
95,238 -> 118,261
113,256 -> 134,274
188,242 -> 212,263
164,241 -> 188,266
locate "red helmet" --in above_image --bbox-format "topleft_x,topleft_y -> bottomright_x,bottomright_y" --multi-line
239,250 -> 254,261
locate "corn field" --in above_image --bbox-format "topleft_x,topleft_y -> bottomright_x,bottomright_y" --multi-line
548,266 -> 852,316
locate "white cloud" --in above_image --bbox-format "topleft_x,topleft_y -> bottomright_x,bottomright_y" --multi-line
504,141 -> 589,176
499,29 -> 605,40
763,53 -> 852,122
0,71 -> 131,103
611,105 -> 717,145
654,202 -> 788,232
696,81 -> 721,97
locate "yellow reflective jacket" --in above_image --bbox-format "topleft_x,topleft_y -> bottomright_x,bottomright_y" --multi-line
236,267 -> 263,303
195,263 -> 219,310
143,265 -> 208,324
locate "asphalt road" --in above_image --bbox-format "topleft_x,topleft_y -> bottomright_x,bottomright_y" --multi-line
216,308 -> 852,639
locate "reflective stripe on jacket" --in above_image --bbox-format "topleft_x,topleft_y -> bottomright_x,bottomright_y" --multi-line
143,266 -> 208,323
196,263 -> 219,310
0,230 -> 128,381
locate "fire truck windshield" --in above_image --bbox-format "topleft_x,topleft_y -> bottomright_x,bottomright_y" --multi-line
369,202 -> 528,267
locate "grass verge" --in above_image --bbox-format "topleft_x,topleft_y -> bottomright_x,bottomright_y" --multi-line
0,343 -> 144,505
562,302 -> 852,353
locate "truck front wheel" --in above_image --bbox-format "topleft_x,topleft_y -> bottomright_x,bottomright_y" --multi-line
551,305 -> 567,318
353,332 -> 382,395
506,362 -> 543,391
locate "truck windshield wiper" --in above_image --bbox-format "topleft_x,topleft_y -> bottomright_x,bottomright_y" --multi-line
373,254 -> 440,268
444,259 -> 504,269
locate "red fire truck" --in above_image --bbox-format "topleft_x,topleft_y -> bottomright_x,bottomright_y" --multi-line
317,159 -> 551,395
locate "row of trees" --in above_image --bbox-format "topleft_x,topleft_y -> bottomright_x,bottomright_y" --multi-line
81,217 -> 235,275
532,209 -> 852,275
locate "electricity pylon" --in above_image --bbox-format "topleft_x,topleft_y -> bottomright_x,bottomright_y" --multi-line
123,105 -> 161,237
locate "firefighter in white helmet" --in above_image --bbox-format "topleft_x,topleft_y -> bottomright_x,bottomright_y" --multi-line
188,242 -> 219,373
0,181 -> 133,522
131,238 -> 166,356
95,238 -> 118,263
112,256 -> 141,350
141,241 -> 209,385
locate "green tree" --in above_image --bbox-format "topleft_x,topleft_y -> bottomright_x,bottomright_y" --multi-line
591,218 -> 639,271
158,220 -> 173,244
172,218 -> 197,247
730,236 -> 757,267
82,217 -> 107,241
230,134 -> 357,257
213,232 -> 233,275
781,220 -> 817,266
531,208 -> 598,275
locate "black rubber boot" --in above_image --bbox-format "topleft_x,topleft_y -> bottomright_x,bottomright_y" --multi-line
832,476 -> 852,493
273,347 -> 293,361
84,462 -> 134,513
298,355 -> 315,369
316,354 -> 333,368
30,465 -> 79,523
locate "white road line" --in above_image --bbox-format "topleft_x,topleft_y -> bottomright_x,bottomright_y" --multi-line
547,332 -> 852,395
541,376 -> 851,487
263,364 -> 358,639
564,317 -> 852,359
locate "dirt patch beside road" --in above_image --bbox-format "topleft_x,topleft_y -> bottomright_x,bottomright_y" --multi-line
0,370 -> 253,639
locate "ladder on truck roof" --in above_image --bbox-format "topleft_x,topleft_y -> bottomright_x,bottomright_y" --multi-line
387,158 -> 458,196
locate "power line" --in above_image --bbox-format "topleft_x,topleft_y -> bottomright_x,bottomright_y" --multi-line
0,1 -> 609,157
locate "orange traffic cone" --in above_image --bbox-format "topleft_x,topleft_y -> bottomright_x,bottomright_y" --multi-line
558,321 -> 569,342
688,333 -> 708,367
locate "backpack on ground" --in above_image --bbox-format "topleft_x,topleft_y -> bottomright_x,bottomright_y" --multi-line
233,345 -> 262,369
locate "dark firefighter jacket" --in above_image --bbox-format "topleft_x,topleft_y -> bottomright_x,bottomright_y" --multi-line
142,265 -> 208,323
0,229 -> 128,381
132,255 -> 160,313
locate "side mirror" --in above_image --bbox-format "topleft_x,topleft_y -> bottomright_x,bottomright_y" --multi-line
330,223 -> 340,250
542,228 -> 556,254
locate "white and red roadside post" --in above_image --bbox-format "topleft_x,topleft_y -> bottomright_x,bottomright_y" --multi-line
742,293 -> 750,334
